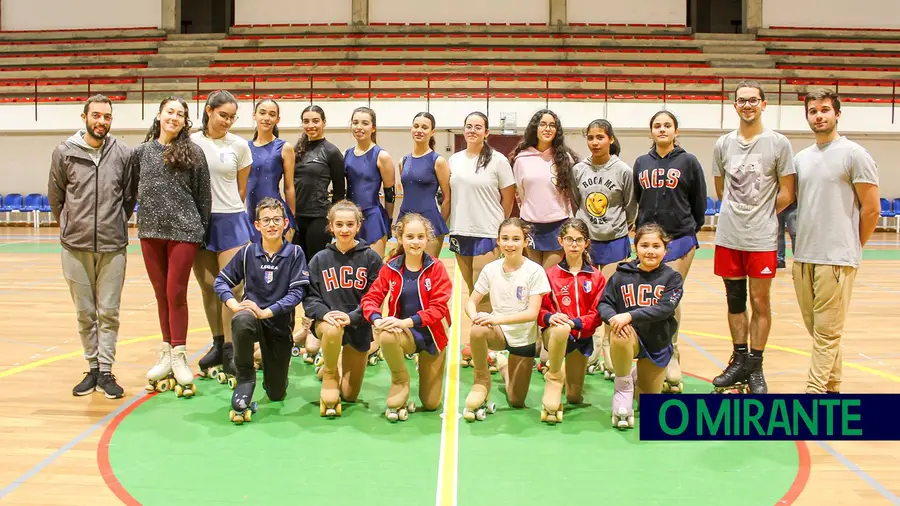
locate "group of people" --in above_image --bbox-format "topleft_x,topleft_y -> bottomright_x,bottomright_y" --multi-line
49,79 -> 879,428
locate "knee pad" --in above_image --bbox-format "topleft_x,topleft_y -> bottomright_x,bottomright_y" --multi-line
724,279 -> 748,314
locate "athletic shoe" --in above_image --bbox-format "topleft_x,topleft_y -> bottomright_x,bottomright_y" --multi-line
96,372 -> 125,399
73,369 -> 99,396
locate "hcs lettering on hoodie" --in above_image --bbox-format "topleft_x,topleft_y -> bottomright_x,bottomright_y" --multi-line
322,266 -> 369,291
619,282 -> 681,308
637,168 -> 681,191
580,175 -> 621,226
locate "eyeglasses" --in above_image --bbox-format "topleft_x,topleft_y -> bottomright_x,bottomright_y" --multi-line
735,97 -> 762,107
538,122 -> 558,131
217,111 -> 238,123
258,217 -> 285,226
562,236 -> 586,246
464,124 -> 485,132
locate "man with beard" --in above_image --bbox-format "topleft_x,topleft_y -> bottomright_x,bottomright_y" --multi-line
792,89 -> 880,394
48,95 -> 137,399
710,80 -> 796,394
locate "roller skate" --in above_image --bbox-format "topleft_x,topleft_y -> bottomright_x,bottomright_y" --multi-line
586,355 -> 602,375
229,380 -> 258,424
486,351 -> 499,374
291,346 -> 304,358
540,369 -> 564,424
745,356 -> 767,394
295,316 -> 312,360
197,335 -> 223,378
384,365 -> 414,422
535,359 -> 549,376
170,345 -> 197,398
367,346 -> 382,366
304,349 -> 321,365
319,362 -> 342,418
146,342 -> 175,392
216,342 -> 237,390
601,334 -> 615,380
612,375 -> 635,430
460,344 -> 473,368
662,346 -> 683,393
463,368 -> 496,422
712,351 -> 750,394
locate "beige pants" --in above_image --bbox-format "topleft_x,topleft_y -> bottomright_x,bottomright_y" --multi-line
792,262 -> 858,394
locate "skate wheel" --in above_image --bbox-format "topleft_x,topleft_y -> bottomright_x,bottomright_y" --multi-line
407,402 -> 416,414
398,408 -> 408,421
156,380 -> 168,393
386,409 -> 399,422
540,409 -> 548,422
487,403 -> 496,414
175,384 -> 184,397
319,401 -> 327,417
368,356 -> 378,366
216,372 -> 226,384
586,364 -> 598,375
291,347 -> 301,357
243,410 -> 252,422
463,409 -> 475,422
184,385 -> 195,398
229,410 -> 242,424
227,377 -> 237,390
661,382 -> 671,393
672,382 -> 683,394
377,349 -> 384,360
557,410 -> 564,422
304,354 -> 315,364
313,354 -> 324,367
604,370 -> 614,380
475,409 -> 486,421
335,403 -> 342,416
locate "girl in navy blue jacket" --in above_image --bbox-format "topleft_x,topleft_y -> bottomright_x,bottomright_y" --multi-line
599,223 -> 684,430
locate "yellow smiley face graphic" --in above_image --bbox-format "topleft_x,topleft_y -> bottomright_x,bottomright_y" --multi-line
585,192 -> 609,217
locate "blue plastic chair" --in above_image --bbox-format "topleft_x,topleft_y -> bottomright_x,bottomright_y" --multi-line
40,195 -> 52,212
1,193 -> 23,212
23,193 -> 43,211
881,198 -> 895,217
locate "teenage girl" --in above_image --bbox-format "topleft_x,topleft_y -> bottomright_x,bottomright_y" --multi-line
191,90 -> 253,386
304,200 -> 384,417
572,119 -> 637,381
598,223 -> 684,430
464,218 -> 551,421
537,218 -> 606,423
397,112 -> 451,258
509,109 -> 579,270
345,106 -> 396,258
361,213 -> 453,422
246,99 -> 296,242
136,96 -> 211,397
632,110 -> 707,393
292,104 -> 346,362
449,112 -> 517,366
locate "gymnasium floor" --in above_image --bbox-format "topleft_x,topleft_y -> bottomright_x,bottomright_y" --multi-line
0,227 -> 899,505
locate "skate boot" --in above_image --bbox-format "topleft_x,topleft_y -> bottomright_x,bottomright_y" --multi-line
463,368 -> 496,422
612,375 -> 635,430
319,362 -> 342,418
384,365 -> 414,422
170,345 -> 197,398
197,335 -> 223,378
146,342 -> 175,392
229,380 -> 258,424
662,345 -> 683,393
540,369 -> 564,424
460,344 -> 473,368
712,351 -> 750,394
745,356 -> 767,394
216,342 -> 237,390
487,351 -> 498,374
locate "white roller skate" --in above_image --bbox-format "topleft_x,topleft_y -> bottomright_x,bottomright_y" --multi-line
385,365 -> 414,423
171,345 -> 197,398
229,381 -> 258,424
612,375 -> 635,430
146,342 -> 175,392
662,345 -> 683,393
463,369 -> 496,422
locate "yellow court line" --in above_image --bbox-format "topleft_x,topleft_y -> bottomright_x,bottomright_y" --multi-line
681,329 -> 900,383
0,327 -> 211,380
437,267 -> 463,506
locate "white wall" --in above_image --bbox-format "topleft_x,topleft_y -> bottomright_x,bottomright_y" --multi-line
763,0 -> 900,29
567,0 -> 685,25
233,0 -> 351,25
0,0 -> 161,30
369,0 -> 548,24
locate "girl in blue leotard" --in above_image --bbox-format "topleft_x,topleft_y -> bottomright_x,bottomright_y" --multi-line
247,99 -> 296,243
397,112 -> 450,258
345,106 -> 396,258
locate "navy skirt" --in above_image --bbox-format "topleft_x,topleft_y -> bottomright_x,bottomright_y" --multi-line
206,212 -> 253,252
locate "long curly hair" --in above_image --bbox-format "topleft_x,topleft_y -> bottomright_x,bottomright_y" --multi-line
143,96 -> 198,170
508,109 -> 579,211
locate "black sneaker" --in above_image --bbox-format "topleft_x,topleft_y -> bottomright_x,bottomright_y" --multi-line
73,369 -> 99,396
96,372 -> 125,399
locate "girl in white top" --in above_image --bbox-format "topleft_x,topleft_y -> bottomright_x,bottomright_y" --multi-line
464,218 -> 551,421
190,90 -> 253,381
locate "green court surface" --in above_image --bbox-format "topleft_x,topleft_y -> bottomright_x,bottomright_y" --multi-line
103,356 -> 803,506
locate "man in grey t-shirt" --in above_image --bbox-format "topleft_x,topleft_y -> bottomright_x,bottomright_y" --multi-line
710,80 -> 796,395
792,89 -> 880,394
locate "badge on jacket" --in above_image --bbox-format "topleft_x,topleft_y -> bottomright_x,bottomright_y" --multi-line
265,271 -> 274,284
425,278 -> 432,291
516,286 -> 525,300
583,280 -> 592,293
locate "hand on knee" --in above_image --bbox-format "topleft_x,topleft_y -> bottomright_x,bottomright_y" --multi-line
376,328 -> 398,347
318,322 -> 343,343
231,310 -> 258,332
548,325 -> 569,346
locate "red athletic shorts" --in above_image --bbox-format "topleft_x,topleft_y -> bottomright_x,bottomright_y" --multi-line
713,246 -> 777,279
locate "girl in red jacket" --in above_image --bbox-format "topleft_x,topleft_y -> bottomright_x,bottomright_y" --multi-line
538,218 -> 606,424
361,212 -> 453,422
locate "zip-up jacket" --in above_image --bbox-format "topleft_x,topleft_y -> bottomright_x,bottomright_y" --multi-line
598,260 -> 684,353
304,240 -> 384,329
294,138 -> 345,218
632,146 -> 707,239
538,258 -> 607,339
360,253 -> 453,352
48,132 -> 136,252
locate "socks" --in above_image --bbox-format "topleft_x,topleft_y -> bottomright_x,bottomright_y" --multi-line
734,343 -> 749,354
99,364 -> 112,374
749,348 -> 764,359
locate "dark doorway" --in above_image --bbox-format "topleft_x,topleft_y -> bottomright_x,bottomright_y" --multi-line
688,0 -> 743,34
454,133 -> 523,217
181,0 -> 234,34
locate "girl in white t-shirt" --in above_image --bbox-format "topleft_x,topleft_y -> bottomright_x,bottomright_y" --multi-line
464,218 -> 551,421
190,90 -> 254,386
449,112 -> 517,369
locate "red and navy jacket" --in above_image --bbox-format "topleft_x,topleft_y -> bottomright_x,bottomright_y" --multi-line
538,258 -> 606,339
361,252 -> 452,352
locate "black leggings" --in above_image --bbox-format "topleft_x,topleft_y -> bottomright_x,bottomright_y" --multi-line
232,311 -> 293,401
293,216 -> 331,260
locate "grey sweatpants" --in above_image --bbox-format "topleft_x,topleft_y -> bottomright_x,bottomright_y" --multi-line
61,247 -> 127,371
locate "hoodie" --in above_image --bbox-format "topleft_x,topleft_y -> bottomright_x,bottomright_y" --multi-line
303,240 -> 384,338
632,146 -> 708,239
512,147 -> 572,223
47,131 -> 136,252
572,155 -> 637,242
598,260 -> 684,354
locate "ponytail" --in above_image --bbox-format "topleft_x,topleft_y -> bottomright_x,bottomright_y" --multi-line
295,104 -> 326,160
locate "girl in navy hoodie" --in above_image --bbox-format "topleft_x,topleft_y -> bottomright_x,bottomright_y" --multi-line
599,223 -> 684,430
632,110 -> 707,394
304,200 -> 384,417
361,213 -> 453,423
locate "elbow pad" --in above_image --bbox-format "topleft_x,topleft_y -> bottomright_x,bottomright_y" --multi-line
383,186 -> 396,203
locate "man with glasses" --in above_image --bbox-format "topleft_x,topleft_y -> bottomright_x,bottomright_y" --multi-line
710,80 -> 796,394
215,198 -> 310,421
